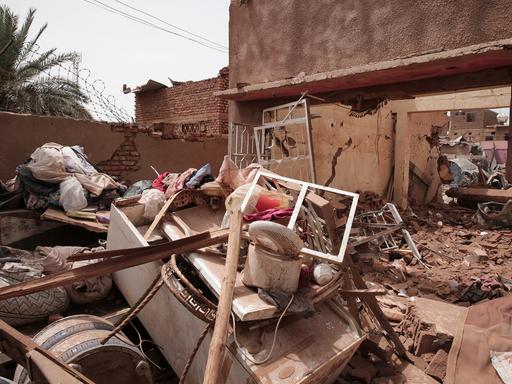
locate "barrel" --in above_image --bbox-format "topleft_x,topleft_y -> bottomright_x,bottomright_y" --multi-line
14,315 -> 152,384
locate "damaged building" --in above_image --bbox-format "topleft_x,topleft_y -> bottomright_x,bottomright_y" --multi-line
0,1 -> 511,384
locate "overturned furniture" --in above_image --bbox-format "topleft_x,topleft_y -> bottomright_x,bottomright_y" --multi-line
108,171 -> 367,383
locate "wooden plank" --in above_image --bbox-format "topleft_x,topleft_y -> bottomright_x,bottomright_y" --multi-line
345,255 -> 407,358
340,289 -> 387,297
393,111 -> 411,210
144,190 -> 185,240
0,228 -> 229,301
144,197 -> 174,240
0,319 -> 92,383
204,211 -> 243,384
506,83 -> 512,183
445,186 -> 512,203
41,208 -> 108,233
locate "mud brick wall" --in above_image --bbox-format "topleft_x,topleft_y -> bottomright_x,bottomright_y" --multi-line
96,124 -> 144,177
0,112 -> 227,183
135,67 -> 229,137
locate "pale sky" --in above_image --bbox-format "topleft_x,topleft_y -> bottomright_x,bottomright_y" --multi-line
3,1 -> 509,121
3,0 -> 230,119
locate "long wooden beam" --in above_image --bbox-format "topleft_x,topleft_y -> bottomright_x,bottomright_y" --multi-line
0,319 -> 92,383
204,211 -> 243,384
0,228 -> 229,301
446,186 -> 512,204
506,82 -> 512,183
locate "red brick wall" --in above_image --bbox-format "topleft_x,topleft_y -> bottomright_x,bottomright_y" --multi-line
135,67 -> 229,137
96,123 -> 146,177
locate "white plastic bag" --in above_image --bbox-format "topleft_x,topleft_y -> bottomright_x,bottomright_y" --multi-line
140,188 -> 166,221
59,177 -> 87,211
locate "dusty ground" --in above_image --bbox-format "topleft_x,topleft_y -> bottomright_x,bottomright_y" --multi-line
359,203 -> 512,306
340,198 -> 511,383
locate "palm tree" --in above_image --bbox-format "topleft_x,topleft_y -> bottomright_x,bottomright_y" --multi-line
0,6 -> 91,119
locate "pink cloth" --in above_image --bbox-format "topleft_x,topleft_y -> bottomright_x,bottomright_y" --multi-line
165,168 -> 196,197
243,208 -> 294,223
152,172 -> 170,192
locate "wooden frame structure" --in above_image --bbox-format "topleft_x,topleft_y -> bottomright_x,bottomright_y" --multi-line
240,170 -> 358,264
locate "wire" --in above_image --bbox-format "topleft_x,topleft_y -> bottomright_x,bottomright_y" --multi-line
81,0 -> 228,53
112,0 -> 227,50
231,294 -> 294,365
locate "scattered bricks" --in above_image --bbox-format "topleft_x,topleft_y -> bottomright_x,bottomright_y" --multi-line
414,330 -> 439,356
464,247 -> 489,264
381,307 -> 405,323
425,349 -> 448,382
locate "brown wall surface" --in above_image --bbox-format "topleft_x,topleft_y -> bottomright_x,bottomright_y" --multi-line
310,105 -> 394,195
229,0 -> 512,86
448,109 -> 499,141
408,111 -> 449,204
0,112 -> 227,183
256,103 -> 446,198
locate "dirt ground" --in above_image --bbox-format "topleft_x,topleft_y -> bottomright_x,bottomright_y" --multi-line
359,202 -> 512,306
340,195 -> 512,383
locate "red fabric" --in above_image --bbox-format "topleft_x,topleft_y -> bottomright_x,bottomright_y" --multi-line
152,172 -> 170,192
243,208 -> 294,223
256,195 -> 283,212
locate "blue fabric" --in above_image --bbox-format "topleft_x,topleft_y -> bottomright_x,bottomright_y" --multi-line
186,163 -> 212,189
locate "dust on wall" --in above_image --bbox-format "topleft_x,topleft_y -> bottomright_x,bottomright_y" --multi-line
0,112 -> 227,183
310,104 -> 394,195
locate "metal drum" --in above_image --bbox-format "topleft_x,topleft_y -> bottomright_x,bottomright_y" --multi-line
14,314 -> 152,384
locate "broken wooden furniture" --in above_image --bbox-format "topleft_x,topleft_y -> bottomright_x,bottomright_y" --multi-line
0,318 -> 92,384
108,202 -> 365,383
12,315 -> 152,384
446,186 -> 512,204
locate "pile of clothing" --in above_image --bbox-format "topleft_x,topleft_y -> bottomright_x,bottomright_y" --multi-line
3,143 -> 124,212
128,163 -> 215,221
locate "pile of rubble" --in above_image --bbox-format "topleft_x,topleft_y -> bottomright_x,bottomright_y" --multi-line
0,142 -> 510,384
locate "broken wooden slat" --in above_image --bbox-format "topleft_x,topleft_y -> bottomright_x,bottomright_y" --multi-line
0,319 -> 92,383
143,191 -> 184,240
204,211 -> 243,384
344,255 -> 407,358
446,186 -> 512,204
340,289 -> 387,297
41,207 -> 108,233
0,228 -> 229,301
